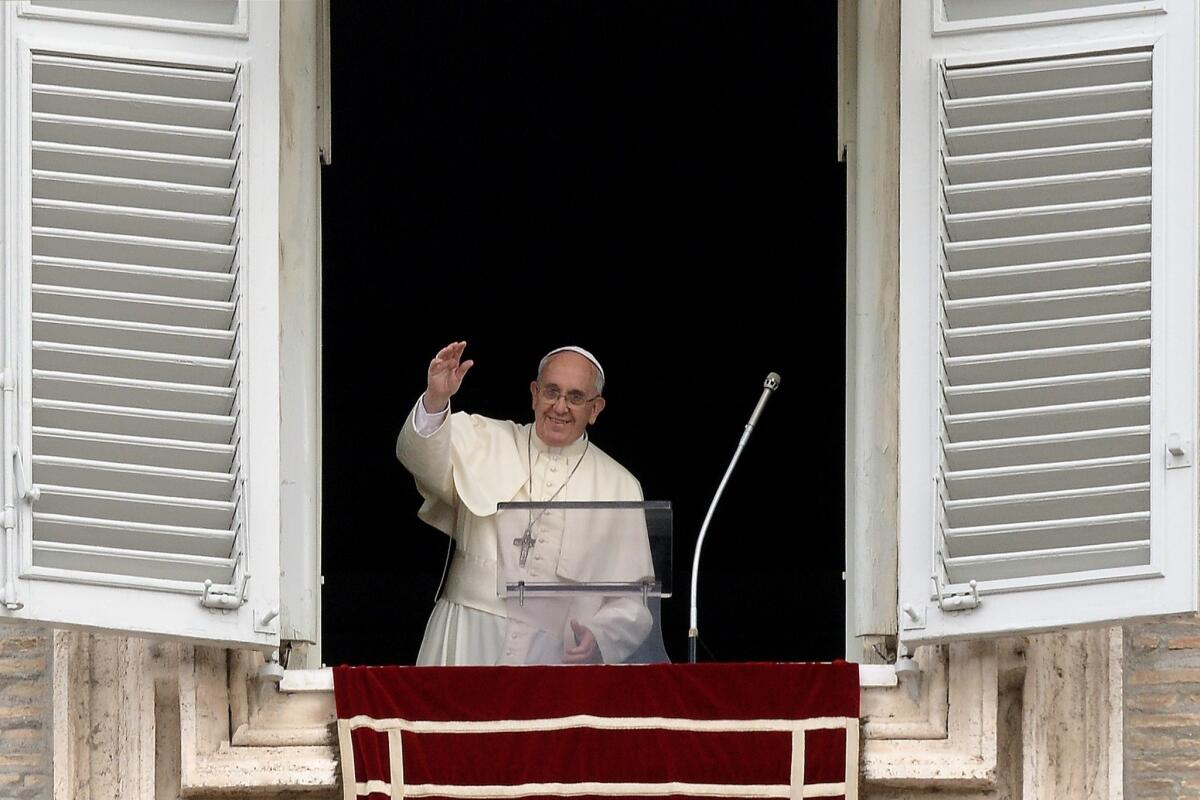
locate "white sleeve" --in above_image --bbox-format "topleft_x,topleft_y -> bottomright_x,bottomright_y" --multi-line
413,394 -> 450,437
588,598 -> 654,664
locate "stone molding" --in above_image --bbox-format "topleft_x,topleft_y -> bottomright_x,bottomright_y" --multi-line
863,642 -> 998,788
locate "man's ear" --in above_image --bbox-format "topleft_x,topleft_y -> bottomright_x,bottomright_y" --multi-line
530,381 -> 540,410
588,397 -> 606,424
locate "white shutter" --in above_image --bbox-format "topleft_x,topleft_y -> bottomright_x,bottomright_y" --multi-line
1,2 -> 280,647
899,0 -> 1197,644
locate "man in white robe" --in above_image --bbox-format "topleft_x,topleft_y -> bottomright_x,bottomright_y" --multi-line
396,341 -> 655,665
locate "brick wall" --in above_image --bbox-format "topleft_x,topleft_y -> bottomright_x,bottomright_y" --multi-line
0,625 -> 51,800
1126,618 -> 1200,798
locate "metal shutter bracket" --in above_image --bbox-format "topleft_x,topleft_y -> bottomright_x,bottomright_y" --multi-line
932,576 -> 980,612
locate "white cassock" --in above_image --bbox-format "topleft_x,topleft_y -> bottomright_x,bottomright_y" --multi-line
396,398 -> 655,665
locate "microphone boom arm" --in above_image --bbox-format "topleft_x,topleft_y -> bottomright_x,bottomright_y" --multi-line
688,372 -> 781,663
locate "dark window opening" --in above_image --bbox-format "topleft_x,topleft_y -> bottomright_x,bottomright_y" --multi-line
320,2 -> 845,665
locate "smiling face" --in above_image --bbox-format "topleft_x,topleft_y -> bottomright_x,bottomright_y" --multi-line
530,352 -> 606,447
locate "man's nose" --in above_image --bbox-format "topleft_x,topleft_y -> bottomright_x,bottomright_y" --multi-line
552,395 -> 570,411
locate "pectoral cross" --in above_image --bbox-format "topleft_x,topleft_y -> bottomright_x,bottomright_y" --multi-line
514,526 -> 536,567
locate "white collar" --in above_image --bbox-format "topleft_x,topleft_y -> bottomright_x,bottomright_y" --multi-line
529,425 -> 589,459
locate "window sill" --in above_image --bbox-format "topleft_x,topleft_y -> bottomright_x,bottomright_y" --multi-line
277,662 -> 903,693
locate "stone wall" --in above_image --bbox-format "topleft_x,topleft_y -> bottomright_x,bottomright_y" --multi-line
0,625 -> 51,799
1125,618 -> 1200,798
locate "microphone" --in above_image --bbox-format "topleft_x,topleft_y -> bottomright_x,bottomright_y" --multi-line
745,372 -> 782,438
688,371 -> 781,663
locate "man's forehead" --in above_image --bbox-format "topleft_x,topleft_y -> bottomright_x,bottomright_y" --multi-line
541,346 -> 604,380
541,352 -> 598,382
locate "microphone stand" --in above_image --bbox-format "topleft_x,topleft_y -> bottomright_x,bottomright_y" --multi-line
688,372 -> 781,663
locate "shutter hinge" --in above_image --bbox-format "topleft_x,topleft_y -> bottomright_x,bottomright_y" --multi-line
932,576 -> 980,612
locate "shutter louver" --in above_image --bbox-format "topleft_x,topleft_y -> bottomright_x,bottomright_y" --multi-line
938,50 -> 1154,587
28,0 -> 239,27
27,54 -> 244,588
943,0 -> 1152,23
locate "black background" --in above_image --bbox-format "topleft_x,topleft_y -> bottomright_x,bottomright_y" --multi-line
320,2 -> 845,665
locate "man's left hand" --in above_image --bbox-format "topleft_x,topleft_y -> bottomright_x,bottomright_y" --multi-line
564,619 -> 602,664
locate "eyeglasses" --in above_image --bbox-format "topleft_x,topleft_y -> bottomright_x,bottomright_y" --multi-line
537,384 -> 600,407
